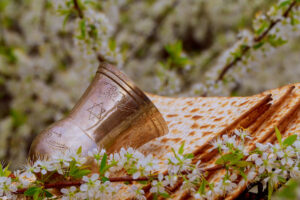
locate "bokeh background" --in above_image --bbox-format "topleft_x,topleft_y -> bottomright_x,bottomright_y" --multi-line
0,0 -> 299,169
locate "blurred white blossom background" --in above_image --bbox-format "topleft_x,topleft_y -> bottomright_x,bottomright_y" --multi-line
0,0 -> 299,168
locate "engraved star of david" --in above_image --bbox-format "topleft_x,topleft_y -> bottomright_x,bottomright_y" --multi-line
116,98 -> 137,113
87,103 -> 106,121
52,130 -> 62,138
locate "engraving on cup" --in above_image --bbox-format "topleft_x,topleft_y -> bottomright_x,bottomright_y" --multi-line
87,102 -> 106,121
103,81 -> 119,99
45,130 -> 69,151
118,93 -> 139,111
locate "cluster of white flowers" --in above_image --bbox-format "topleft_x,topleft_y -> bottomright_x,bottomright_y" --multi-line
0,128 -> 300,199
248,136 -> 300,191
0,177 -> 17,199
165,150 -> 193,174
51,0 -> 124,67
76,174 -> 120,199
191,129 -> 300,200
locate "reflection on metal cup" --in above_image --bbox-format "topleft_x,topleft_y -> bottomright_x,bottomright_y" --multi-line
29,63 -> 168,160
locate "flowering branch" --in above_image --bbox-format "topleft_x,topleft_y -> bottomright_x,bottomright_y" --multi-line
72,0 -> 114,63
254,0 -> 297,42
11,162 -> 223,196
14,176 -> 148,194
216,0 -> 297,82
216,0 -> 298,82
1,128 -> 299,199
53,0 -> 123,67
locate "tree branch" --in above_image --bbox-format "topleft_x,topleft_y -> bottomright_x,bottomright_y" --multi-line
13,164 -> 224,195
73,0 -> 84,18
216,1 -> 297,82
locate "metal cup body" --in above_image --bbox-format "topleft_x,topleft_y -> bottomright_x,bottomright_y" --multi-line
29,63 -> 168,159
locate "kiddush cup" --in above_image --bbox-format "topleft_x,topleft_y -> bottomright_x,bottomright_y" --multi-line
29,63 -> 168,159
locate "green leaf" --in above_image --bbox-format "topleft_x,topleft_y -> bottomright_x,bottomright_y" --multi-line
101,176 -> 109,182
283,135 -> 297,147
138,180 -> 148,185
179,142 -> 185,155
230,49 -> 242,59
215,156 -> 226,165
74,169 -> 91,179
275,126 -> 282,147
274,179 -> 298,199
255,21 -> 270,35
165,41 -> 182,58
100,153 -> 107,175
159,192 -> 170,198
173,57 -> 189,67
0,46 -> 17,64
278,176 -> 286,183
164,40 -> 190,69
215,152 -> 243,165
268,180 -> 274,200
171,148 -> 181,162
183,153 -> 194,159
10,109 -> 27,128
0,164 -> 3,176
4,167 -> 10,177
0,0 -> 9,12
234,161 -> 253,168
29,189 -> 52,200
109,38 -> 117,51
89,25 -> 98,39
78,19 -> 86,39
24,187 -> 41,197
278,0 -> 292,8
0,164 -> 11,177
33,191 -> 41,200
267,35 -> 287,47
290,15 -> 300,26
239,169 -> 247,180
69,160 -> 90,179
199,180 -> 208,194
253,42 -> 264,49
63,13 -> 71,28
75,0 -> 86,13
77,146 -> 82,155
43,190 -> 53,198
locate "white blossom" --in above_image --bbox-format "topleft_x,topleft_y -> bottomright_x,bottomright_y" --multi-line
61,186 -> 78,200
130,185 -> 146,200
0,177 -> 17,199
33,160 -> 55,175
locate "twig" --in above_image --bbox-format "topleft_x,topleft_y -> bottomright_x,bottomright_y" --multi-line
15,181 -> 83,194
13,164 -> 224,195
216,1 -> 297,82
216,46 -> 250,82
73,0 -> 84,18
72,0 -> 116,64
14,175 -> 151,194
